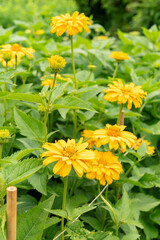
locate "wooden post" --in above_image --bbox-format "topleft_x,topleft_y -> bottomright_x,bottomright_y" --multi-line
7,186 -> 17,240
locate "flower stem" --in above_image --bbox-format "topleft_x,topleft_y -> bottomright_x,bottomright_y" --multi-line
122,157 -> 143,179
0,144 -> 3,169
98,184 -> 118,236
117,103 -> 124,125
113,61 -> 119,80
3,63 -> 8,122
70,35 -> 77,90
61,176 -> 68,240
44,72 -> 57,142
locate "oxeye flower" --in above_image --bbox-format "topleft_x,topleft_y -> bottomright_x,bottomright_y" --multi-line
35,29 -> 45,35
86,150 -> 123,185
41,73 -> 69,88
42,138 -> 95,178
134,138 -> 155,155
92,124 -> 137,152
48,55 -> 66,73
81,130 -> 103,148
0,43 -> 35,63
109,51 -> 130,61
104,79 -> 147,110
0,50 -> 15,67
50,11 -> 91,36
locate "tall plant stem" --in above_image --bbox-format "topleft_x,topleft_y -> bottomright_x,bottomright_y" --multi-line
70,35 -> 78,138
13,55 -> 18,90
70,36 -> 77,90
0,144 -> 3,169
98,184 -> 118,236
113,62 -> 119,80
3,63 -> 8,121
61,176 -> 68,240
44,73 -> 57,142
117,104 -> 124,125
102,186 -> 108,229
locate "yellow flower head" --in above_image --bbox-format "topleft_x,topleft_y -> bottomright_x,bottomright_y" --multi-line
0,51 -> 15,68
51,11 -> 91,36
92,124 -> 137,152
88,65 -> 96,70
0,129 -> 10,138
41,74 -> 69,88
104,79 -> 147,110
109,51 -> 130,61
134,138 -> 155,155
0,44 -> 35,63
42,138 -> 95,178
35,29 -> 45,35
0,129 -> 10,143
81,130 -> 103,148
94,36 -> 108,40
86,150 -> 123,185
48,55 -> 66,73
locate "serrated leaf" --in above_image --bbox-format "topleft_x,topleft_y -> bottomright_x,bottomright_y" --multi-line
17,194 -> 56,240
137,140 -> 148,157
28,170 -> 47,195
44,217 -> 60,229
150,207 -> 160,225
2,158 -> 42,187
17,195 -> 37,214
44,209 -> 68,219
50,82 -> 68,102
80,216 -> 102,231
139,173 -> 160,188
53,96 -> 97,112
71,205 -> 96,219
14,108 -> 44,140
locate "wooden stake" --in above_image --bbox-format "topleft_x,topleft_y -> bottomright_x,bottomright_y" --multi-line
7,186 -> 17,240
119,110 -> 124,125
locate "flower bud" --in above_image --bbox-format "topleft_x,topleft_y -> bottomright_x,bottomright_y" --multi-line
48,55 -> 66,73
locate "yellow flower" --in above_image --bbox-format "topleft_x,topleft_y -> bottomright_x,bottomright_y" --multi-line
0,129 -> 10,138
134,138 -> 155,155
104,79 -> 147,110
81,130 -> 103,148
42,138 -> 95,178
41,73 -> 69,88
94,36 -> 108,40
92,124 -> 137,152
35,29 -> 45,35
86,150 -> 123,185
0,43 -> 35,62
109,51 -> 130,61
48,55 -> 66,73
88,65 -> 96,70
51,11 -> 91,36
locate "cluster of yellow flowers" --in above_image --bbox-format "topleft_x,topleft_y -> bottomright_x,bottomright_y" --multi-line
41,74 -> 69,88
0,43 -> 35,67
42,138 -> 123,185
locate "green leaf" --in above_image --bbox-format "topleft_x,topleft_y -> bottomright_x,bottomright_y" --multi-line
50,82 -> 68,102
28,170 -> 47,195
70,205 -> 96,219
131,193 -> 160,212
0,92 -> 43,103
147,89 -> 160,101
17,195 -> 37,214
44,217 -> 60,229
139,173 -> 160,188
150,207 -> 160,225
17,194 -> 56,240
122,233 -> 140,240
44,209 -> 68,219
137,140 -> 148,157
14,108 -> 44,140
80,216 -> 102,231
2,158 -> 42,187
53,96 -> 97,112
140,215 -> 159,240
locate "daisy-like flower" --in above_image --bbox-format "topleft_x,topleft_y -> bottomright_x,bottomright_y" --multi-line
109,51 -> 130,61
42,138 -> 95,178
86,150 -> 123,185
35,29 -> 45,35
92,124 -> 137,152
51,11 -> 91,36
104,79 -> 147,110
81,130 -> 103,148
134,138 -> 155,155
0,129 -> 10,144
48,55 -> 66,73
41,74 -> 69,88
94,36 -> 108,40
0,43 -> 35,63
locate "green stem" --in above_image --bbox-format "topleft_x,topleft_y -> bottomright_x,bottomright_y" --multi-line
70,35 -> 77,90
44,72 -> 57,142
117,103 -> 124,125
113,61 -> 119,80
98,184 -> 118,236
61,176 -> 68,240
72,110 -> 77,139
102,186 -> 108,229
13,55 -> 18,90
0,144 -> 3,169
3,63 -> 8,122
122,157 -> 143,179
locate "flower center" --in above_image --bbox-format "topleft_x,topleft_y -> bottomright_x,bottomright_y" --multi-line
121,86 -> 131,95
11,44 -> 21,52
107,126 -> 121,137
63,146 -> 77,158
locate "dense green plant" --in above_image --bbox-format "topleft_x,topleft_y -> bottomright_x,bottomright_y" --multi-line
0,8 -> 160,240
